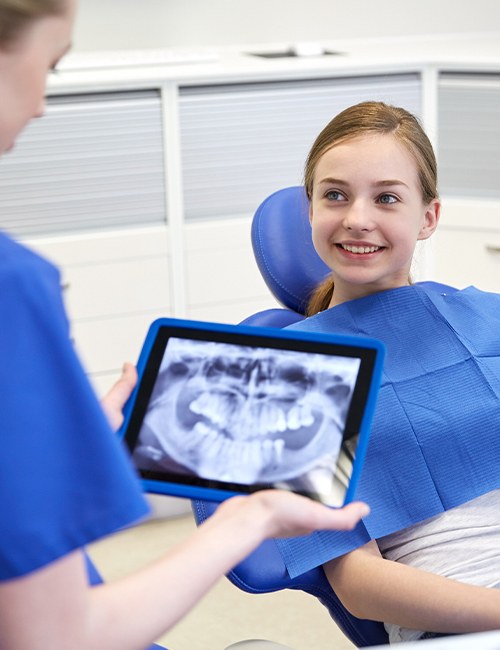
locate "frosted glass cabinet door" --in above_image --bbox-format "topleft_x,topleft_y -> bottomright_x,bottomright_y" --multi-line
0,90 -> 167,237
438,73 -> 500,199
179,73 -> 422,222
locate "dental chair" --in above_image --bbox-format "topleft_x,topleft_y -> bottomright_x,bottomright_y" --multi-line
192,186 -> 389,648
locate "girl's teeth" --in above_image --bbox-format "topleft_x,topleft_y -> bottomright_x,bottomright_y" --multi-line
342,244 -> 380,254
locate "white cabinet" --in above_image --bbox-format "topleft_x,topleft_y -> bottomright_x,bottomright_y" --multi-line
25,227 -> 171,395
3,63 -> 500,388
433,199 -> 500,293
184,217 -> 277,324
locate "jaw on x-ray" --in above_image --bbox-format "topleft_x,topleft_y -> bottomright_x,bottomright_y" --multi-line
133,337 -> 360,491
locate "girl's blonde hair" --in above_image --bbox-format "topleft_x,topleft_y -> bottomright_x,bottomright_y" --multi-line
305,101 -> 438,316
0,0 -> 65,46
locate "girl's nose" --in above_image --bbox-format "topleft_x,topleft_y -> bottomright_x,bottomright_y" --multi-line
342,200 -> 374,232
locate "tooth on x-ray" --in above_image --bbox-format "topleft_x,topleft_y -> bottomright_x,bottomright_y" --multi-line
134,338 -> 360,487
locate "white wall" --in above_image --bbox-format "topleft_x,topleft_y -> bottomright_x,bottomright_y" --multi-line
73,0 -> 500,52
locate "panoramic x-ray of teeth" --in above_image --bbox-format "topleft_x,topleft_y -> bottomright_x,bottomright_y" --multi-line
133,337 -> 361,495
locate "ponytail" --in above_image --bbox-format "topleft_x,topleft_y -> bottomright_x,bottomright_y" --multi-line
306,275 -> 334,316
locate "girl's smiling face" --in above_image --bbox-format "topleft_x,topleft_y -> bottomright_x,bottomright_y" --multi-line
309,132 -> 440,307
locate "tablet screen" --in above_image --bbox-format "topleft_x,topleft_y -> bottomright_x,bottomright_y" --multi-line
121,319 -> 383,507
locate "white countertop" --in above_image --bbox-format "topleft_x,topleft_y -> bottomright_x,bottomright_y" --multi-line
48,31 -> 500,95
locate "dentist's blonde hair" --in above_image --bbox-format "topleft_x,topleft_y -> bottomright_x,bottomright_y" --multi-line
0,0 -> 65,46
305,101 -> 439,316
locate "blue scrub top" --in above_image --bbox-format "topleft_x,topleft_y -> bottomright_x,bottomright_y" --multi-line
0,232 -> 150,580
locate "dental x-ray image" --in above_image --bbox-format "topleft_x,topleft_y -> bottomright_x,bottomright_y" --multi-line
132,336 -> 361,500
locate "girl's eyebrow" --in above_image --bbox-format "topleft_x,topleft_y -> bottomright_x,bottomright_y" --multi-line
317,177 -> 349,187
317,177 -> 409,189
374,179 -> 409,189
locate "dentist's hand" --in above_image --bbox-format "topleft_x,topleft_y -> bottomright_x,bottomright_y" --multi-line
209,490 -> 370,540
101,362 -> 138,430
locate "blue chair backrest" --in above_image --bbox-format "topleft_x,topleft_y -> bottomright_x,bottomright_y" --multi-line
193,187 -> 389,647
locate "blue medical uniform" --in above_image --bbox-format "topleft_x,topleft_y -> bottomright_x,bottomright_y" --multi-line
0,232 -> 150,580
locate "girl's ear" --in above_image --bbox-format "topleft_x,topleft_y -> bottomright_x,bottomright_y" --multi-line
418,199 -> 441,241
309,204 -> 314,225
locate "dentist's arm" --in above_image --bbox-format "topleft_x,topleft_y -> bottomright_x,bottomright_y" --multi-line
0,493 -> 369,650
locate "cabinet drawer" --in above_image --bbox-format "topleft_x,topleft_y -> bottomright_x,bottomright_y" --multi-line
433,228 -> 500,292
25,227 -> 171,319
188,296 -> 279,325
185,218 -> 269,310
25,226 -> 170,267
72,311 -> 168,376
186,245 -> 268,306
62,256 -> 170,320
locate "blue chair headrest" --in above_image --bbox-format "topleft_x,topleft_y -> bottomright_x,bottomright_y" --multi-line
251,186 -> 331,315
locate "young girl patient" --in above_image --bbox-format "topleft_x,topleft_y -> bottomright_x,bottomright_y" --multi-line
282,101 -> 500,642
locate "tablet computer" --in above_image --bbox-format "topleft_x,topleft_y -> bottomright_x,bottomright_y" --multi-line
120,318 -> 384,507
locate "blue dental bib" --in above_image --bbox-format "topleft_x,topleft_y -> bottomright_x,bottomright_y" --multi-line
276,282 -> 500,578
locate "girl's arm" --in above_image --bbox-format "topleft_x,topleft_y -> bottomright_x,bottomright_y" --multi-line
324,540 -> 500,634
0,492 -> 368,650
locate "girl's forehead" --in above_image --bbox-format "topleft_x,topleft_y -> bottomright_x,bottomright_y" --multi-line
315,133 -> 419,178
322,132 -> 407,157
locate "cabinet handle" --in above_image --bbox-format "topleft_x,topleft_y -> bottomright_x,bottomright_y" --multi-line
485,245 -> 500,254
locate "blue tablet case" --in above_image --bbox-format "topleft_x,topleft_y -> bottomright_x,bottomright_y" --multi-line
120,318 -> 385,506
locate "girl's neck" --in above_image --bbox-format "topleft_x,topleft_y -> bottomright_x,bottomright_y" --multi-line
328,279 -> 412,309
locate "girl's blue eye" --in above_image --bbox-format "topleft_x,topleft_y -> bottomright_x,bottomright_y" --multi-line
379,194 -> 398,204
325,190 -> 344,201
